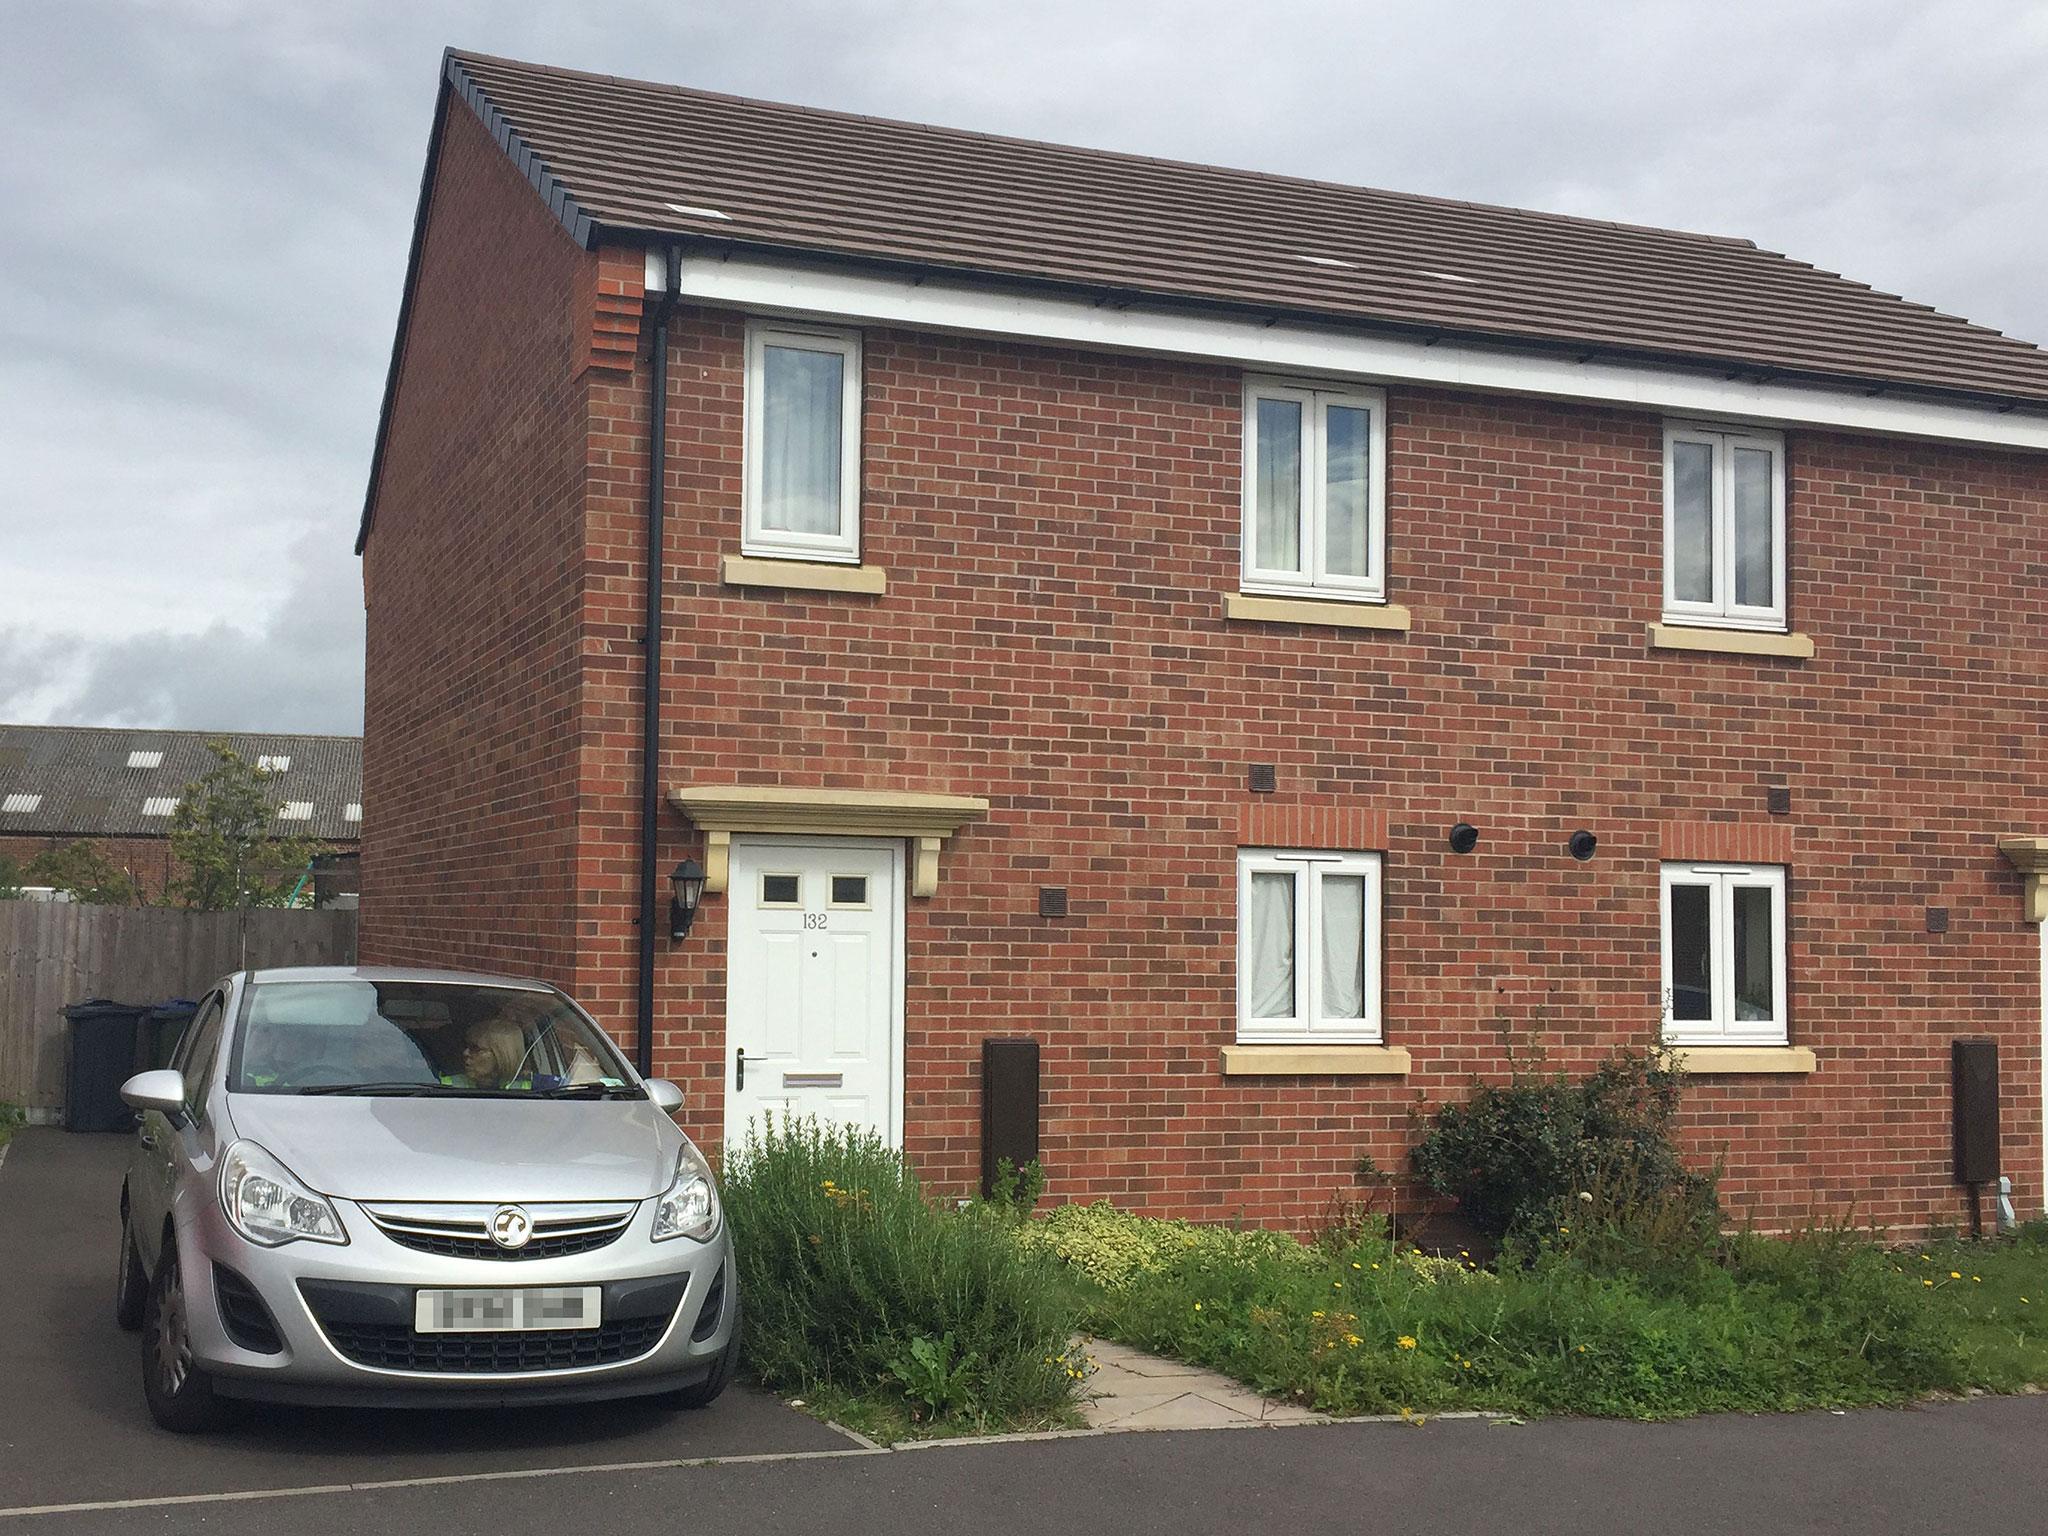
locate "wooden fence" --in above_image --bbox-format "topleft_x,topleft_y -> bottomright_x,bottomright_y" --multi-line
0,901 -> 358,1117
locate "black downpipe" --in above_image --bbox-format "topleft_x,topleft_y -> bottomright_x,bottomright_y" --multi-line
636,246 -> 683,1079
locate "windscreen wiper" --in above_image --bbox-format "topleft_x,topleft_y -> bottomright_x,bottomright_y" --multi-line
295,1081 -> 469,1097
529,1082 -> 642,1099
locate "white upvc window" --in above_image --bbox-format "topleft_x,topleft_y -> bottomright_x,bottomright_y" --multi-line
1662,422 -> 1787,631
1660,863 -> 1788,1046
743,320 -> 863,563
1242,377 -> 1388,602
1236,849 -> 1383,1044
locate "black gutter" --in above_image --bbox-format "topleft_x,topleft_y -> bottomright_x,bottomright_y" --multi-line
634,244 -> 683,1079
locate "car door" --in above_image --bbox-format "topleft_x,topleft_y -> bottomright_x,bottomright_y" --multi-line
131,990 -> 224,1271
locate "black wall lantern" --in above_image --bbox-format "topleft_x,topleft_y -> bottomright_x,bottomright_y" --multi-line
1568,830 -> 1598,861
1447,822 -> 1479,854
668,858 -> 707,940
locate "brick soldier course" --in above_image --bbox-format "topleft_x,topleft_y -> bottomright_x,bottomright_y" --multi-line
358,51 -> 2048,1233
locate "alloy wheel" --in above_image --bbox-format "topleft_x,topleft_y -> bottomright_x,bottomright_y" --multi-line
152,1260 -> 191,1397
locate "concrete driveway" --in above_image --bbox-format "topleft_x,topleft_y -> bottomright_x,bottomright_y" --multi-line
0,1129 -> 852,1516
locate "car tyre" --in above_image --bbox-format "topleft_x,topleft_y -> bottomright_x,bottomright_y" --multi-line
141,1238 -> 231,1433
665,1291 -> 742,1411
114,1196 -> 147,1332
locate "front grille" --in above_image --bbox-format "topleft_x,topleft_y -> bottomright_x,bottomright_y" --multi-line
361,1202 -> 638,1263
318,1315 -> 671,1373
212,1264 -> 284,1354
298,1274 -> 686,1376
378,1226 -> 625,1262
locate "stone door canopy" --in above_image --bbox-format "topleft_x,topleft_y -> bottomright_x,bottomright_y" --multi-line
669,785 -> 990,897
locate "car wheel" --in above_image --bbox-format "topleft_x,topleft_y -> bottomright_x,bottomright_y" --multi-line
114,1197 -> 147,1331
665,1291 -> 742,1411
141,1239 -> 230,1433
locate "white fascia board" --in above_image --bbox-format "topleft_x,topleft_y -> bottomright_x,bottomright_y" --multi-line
645,247 -> 2048,455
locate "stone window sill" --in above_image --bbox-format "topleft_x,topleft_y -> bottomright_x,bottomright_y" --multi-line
1225,593 -> 1413,631
1666,1045 -> 1817,1075
1220,1044 -> 1412,1076
1648,622 -> 1814,659
723,554 -> 887,595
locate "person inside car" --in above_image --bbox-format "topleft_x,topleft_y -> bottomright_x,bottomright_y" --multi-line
446,1017 -> 532,1090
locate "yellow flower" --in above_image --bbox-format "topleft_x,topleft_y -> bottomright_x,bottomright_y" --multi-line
1923,1279 -> 1935,1287
1396,1335 -> 1417,1349
1333,1280 -> 1343,1289
1345,1334 -> 1362,1347
1921,1254 -> 1932,1262
1193,1302 -> 1203,1311
1462,1359 -> 1473,1370
1576,1345 -> 1586,1353
1351,1262 -> 1362,1270
1311,1310 -> 1324,1319
1950,1271 -> 1962,1280
1558,1226 -> 1570,1235
2022,1298 -> 2030,1304
1973,1276 -> 1982,1283
1371,1262 -> 1380,1270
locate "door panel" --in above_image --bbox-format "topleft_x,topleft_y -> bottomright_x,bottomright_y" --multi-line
727,840 -> 899,1148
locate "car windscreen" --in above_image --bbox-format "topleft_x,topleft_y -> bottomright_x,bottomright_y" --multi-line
227,979 -> 640,1098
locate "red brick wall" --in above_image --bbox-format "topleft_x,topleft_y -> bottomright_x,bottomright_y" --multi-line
368,260 -> 2048,1233
357,94 -> 607,981
561,309 -> 2048,1235
0,834 -> 181,901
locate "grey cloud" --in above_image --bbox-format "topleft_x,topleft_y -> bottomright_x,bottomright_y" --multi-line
1,0 -> 2042,740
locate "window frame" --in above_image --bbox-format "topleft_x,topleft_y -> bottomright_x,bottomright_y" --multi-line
1661,421 -> 1788,632
1660,862 -> 1789,1046
1241,376 -> 1389,603
1235,848 -> 1384,1045
742,320 -> 864,565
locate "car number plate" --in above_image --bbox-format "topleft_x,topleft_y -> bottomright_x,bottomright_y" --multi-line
414,1286 -> 603,1334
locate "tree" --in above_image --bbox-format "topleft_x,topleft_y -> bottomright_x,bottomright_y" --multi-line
167,742 -> 323,910
24,840 -> 141,906
0,853 -> 28,899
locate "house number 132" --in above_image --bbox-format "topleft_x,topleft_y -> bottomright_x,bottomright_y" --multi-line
803,912 -> 828,930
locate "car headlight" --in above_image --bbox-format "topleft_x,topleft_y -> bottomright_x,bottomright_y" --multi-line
219,1140 -> 348,1247
651,1141 -> 720,1242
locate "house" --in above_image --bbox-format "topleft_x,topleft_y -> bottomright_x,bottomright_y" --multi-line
356,48 -> 2048,1232
0,725 -> 362,904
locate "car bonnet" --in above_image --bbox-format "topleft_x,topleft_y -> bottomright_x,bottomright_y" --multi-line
221,1092 -> 680,1203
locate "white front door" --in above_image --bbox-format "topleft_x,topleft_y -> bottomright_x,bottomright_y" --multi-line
725,837 -> 902,1148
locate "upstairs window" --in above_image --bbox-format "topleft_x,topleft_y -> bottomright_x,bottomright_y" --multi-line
1663,423 -> 1786,630
744,321 -> 863,564
1237,849 -> 1383,1043
1242,378 -> 1387,602
1661,863 -> 1788,1046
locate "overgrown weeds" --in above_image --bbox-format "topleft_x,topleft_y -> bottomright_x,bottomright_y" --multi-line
720,1118 -> 1083,1437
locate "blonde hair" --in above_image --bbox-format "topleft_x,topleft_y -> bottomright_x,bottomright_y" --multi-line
465,1019 -> 529,1087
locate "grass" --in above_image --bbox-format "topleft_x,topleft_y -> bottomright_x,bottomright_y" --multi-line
1034,1202 -> 2048,1421
719,1119 -> 1087,1442
0,1103 -> 24,1152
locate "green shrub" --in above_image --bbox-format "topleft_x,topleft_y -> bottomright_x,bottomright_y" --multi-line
1410,1046 -> 1716,1243
720,1118 -> 1082,1430
0,1102 -> 23,1149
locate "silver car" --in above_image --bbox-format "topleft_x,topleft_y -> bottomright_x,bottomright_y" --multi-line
114,966 -> 739,1432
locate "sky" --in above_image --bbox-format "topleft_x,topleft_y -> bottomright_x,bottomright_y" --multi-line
2,0 -> 2044,737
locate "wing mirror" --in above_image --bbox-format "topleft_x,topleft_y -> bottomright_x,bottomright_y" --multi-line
644,1079 -> 685,1116
120,1069 -> 188,1125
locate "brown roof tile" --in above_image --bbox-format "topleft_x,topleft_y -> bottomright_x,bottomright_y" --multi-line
448,48 -> 2048,409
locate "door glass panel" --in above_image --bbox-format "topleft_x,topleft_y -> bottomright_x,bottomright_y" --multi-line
1731,447 -> 1774,608
830,875 -> 869,906
1668,883 -> 1713,1021
760,344 -> 844,535
1671,440 -> 1715,603
1323,405 -> 1371,578
1732,884 -> 1775,1021
761,873 -> 800,906
1246,871 -> 1296,1019
1319,874 -> 1367,1019
1255,397 -> 1303,573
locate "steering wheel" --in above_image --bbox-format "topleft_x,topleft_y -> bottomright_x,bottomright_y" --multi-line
285,1062 -> 359,1087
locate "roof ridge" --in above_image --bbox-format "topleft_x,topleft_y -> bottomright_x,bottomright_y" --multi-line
447,48 -> 1764,254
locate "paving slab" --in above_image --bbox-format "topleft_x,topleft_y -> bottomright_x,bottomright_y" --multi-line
0,1129 -> 849,1513
1078,1335 -> 1329,1430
